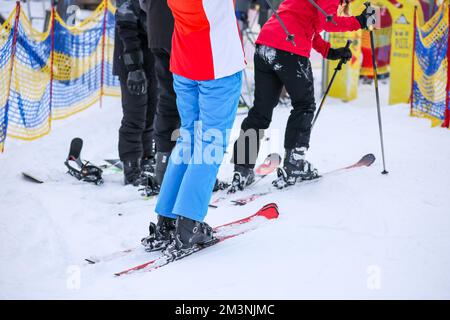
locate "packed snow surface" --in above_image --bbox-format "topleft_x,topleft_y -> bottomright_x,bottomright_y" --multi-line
1,62 -> 450,299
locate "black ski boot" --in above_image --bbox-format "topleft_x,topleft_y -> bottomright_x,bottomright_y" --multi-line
155,151 -> 171,186
123,159 -> 146,186
213,179 -> 230,192
228,165 -> 255,193
141,215 -> 176,252
141,157 -> 156,176
272,147 -> 319,189
165,216 -> 216,257
139,156 -> 160,196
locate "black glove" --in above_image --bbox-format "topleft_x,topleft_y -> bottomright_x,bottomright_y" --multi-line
327,47 -> 352,63
127,69 -> 147,95
123,50 -> 147,95
356,6 -> 376,30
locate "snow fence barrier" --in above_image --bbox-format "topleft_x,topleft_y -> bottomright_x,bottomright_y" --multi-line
411,2 -> 450,128
0,0 -> 119,152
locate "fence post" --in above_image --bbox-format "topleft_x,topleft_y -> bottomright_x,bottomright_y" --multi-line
2,1 -> 21,153
443,4 -> 450,128
410,6 -> 417,117
48,5 -> 56,131
99,0 -> 108,108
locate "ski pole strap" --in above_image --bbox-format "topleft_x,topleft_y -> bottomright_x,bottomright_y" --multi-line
264,0 -> 296,46
308,0 -> 337,25
335,40 -> 352,71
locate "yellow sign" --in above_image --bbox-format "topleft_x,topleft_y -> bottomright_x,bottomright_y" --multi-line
327,0 -> 424,104
328,31 -> 362,102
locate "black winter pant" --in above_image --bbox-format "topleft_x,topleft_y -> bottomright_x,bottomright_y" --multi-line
152,48 -> 180,153
233,44 -> 316,168
118,69 -> 157,161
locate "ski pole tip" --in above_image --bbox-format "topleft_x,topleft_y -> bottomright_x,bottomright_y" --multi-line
381,170 -> 389,175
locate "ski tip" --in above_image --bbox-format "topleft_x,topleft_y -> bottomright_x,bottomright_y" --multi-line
258,203 -> 279,220
345,153 -> 376,169
361,153 -> 376,166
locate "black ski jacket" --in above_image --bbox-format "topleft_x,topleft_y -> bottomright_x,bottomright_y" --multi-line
142,0 -> 174,51
112,0 -> 153,77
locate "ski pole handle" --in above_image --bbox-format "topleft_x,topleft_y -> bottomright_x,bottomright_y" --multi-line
335,40 -> 352,71
364,2 -> 377,30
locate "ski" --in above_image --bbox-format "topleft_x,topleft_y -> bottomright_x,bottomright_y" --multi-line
113,203 -> 279,276
209,153 -> 281,208
231,191 -> 271,206
231,153 -> 376,206
103,159 -> 123,171
22,172 -> 45,184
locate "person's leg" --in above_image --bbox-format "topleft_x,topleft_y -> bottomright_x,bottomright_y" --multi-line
232,45 -> 283,169
118,76 -> 148,161
152,48 -> 180,153
271,53 -> 319,186
141,52 -> 157,159
274,53 -> 315,149
155,75 -> 199,219
172,71 -> 242,222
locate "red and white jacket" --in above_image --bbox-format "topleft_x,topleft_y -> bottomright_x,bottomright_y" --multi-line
167,0 -> 246,81
256,0 -> 361,58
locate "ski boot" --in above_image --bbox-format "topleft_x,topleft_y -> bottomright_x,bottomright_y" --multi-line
213,179 -> 230,192
272,147 -> 319,189
139,156 -> 160,196
141,156 -> 156,176
139,175 -> 160,197
227,165 -> 255,194
123,159 -> 147,186
164,216 -> 217,258
141,215 -> 176,252
155,151 -> 171,186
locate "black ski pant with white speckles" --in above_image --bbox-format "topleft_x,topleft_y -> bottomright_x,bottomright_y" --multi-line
232,44 -> 316,169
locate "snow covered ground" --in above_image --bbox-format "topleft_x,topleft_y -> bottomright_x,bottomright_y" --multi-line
1,56 -> 450,299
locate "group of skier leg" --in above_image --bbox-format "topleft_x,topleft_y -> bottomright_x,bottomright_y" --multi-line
112,0 -> 375,254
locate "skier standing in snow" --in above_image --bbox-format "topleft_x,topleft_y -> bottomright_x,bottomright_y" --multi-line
142,0 -> 245,253
141,0 -> 179,189
229,0 -> 376,192
113,0 -> 157,186
136,0 -> 179,244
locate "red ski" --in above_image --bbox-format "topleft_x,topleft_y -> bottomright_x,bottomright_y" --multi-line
231,153 -> 376,206
114,203 -> 280,276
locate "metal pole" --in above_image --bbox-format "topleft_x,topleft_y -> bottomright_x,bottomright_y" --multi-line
312,40 -> 352,129
365,2 -> 389,174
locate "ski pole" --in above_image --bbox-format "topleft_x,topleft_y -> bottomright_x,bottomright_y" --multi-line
264,0 -> 296,46
312,40 -> 352,129
308,0 -> 337,25
365,2 -> 389,175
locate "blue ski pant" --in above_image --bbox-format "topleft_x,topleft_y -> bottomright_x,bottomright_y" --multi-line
155,71 -> 242,222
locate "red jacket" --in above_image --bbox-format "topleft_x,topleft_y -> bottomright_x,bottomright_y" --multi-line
168,0 -> 245,81
256,0 -> 361,58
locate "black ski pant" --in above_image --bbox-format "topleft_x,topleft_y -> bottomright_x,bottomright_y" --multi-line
233,44 -> 316,168
118,68 -> 157,162
152,48 -> 180,153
